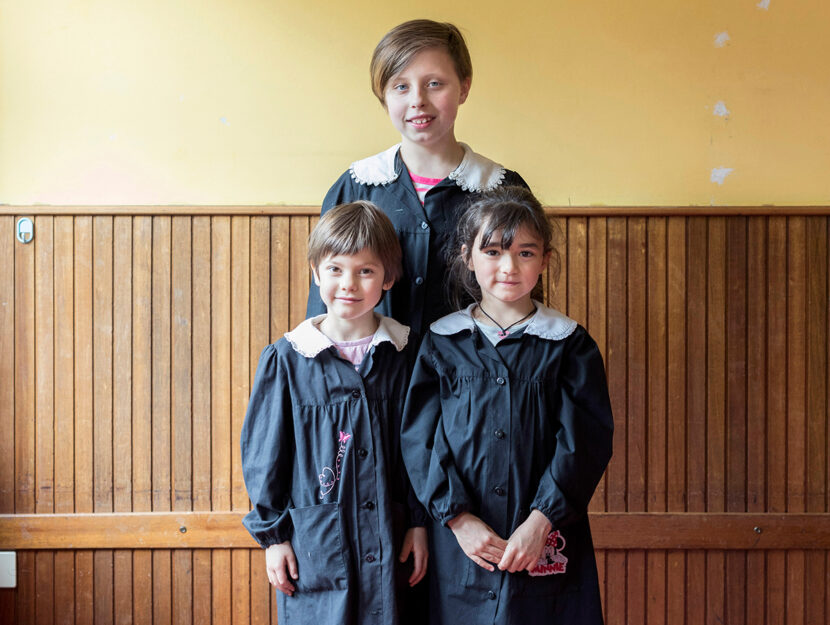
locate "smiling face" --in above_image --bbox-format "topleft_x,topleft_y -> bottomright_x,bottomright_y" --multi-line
313,248 -> 394,329
383,47 -> 471,153
466,225 -> 549,310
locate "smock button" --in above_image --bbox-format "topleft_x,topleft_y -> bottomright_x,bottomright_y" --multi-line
363,501 -> 375,510
365,554 -> 375,563
494,487 -> 506,496
420,221 -> 429,230
414,276 -> 424,285
496,377 -> 506,385
358,448 -> 368,458
487,590 -> 496,600
494,429 -> 505,439
351,390 -> 361,399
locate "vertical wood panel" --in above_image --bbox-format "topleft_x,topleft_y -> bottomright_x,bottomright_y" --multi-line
193,217 -> 212,513
746,218 -> 767,625
231,217 -> 250,512
626,218 -> 646,625
706,218 -> 726,625
172,216 -> 193,513
605,217 -> 627,625
15,213 -> 35,517
73,218 -> 94,623
231,217 -> 253,624
805,218 -> 827,625
0,219 -> 13,625
113,216 -> 133,625
133,218 -> 153,625
193,550 -> 212,625
270,217 -> 289,341
566,217 -> 587,323
646,218 -> 667,624
172,217 -> 193,625
586,218 -> 607,612
767,217 -> 788,625
666,217 -> 686,625
211,217 -> 232,624
288,217 -> 310,330
172,550 -> 193,625
685,217 -> 706,625
725,217 -> 747,625
93,216 -> 115,625
787,217 -> 808,625
35,217 -> 56,624
153,217 -> 173,624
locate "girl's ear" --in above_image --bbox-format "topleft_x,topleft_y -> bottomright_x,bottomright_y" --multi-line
459,77 -> 471,105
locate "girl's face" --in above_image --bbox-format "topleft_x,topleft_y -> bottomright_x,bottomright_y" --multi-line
313,248 -> 393,326
465,225 -> 549,309
383,47 -> 471,153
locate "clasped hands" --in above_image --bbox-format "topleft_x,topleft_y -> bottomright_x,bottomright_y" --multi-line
446,510 -> 552,573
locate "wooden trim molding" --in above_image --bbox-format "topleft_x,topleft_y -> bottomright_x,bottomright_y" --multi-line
1,512 -> 828,550
2,206 -> 830,217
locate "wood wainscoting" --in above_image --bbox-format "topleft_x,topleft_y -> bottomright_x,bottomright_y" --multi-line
1,207 -> 828,624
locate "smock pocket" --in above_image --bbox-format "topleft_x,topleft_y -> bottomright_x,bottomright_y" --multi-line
288,502 -> 349,592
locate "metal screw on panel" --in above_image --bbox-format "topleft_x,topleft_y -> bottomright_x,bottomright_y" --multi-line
180,526 -> 187,533
753,526 -> 762,534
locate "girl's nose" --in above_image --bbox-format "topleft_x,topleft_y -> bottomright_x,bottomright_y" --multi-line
500,253 -> 518,273
409,85 -> 425,107
340,272 -> 357,289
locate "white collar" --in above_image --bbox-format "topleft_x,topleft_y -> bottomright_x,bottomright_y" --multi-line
349,143 -> 507,192
430,301 -> 577,342
284,314 -> 410,359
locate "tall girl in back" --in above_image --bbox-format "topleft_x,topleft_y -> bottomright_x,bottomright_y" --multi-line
401,186 -> 613,624
307,19 -> 528,337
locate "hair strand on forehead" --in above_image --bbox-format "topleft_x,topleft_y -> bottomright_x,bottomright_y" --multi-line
308,201 -> 402,284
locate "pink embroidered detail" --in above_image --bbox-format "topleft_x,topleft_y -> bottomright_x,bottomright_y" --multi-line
528,530 -> 568,576
319,431 -> 352,497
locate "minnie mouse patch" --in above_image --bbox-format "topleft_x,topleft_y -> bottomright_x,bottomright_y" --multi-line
528,530 -> 568,576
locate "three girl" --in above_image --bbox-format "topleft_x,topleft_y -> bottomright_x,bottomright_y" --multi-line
243,17 -> 612,625
401,186 -> 613,624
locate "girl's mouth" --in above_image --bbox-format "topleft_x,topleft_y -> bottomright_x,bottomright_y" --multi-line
407,115 -> 435,127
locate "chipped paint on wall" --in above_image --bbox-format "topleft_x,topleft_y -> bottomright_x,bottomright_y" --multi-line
714,31 -> 731,47
711,167 -> 734,185
713,101 -> 730,117
757,0 -> 770,10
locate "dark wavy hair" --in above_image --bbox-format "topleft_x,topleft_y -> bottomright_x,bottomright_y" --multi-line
446,186 -> 560,310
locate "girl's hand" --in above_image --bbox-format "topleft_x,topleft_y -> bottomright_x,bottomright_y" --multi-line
265,542 -> 299,596
497,509 -> 552,573
398,527 -> 429,586
447,512 -> 507,571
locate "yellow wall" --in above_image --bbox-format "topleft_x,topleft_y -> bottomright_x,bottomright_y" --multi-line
2,0 -> 829,206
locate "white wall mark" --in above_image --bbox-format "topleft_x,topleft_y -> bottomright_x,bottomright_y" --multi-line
220,117 -> 230,126
757,0 -> 770,10
714,31 -> 731,47
713,101 -> 730,117
710,167 -> 734,184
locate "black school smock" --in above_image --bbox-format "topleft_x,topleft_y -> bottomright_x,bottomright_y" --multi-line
400,303 -> 614,625
306,143 -> 528,337
241,314 -> 425,625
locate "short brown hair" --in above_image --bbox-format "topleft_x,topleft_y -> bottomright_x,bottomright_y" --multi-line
308,201 -> 402,283
370,19 -> 472,104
